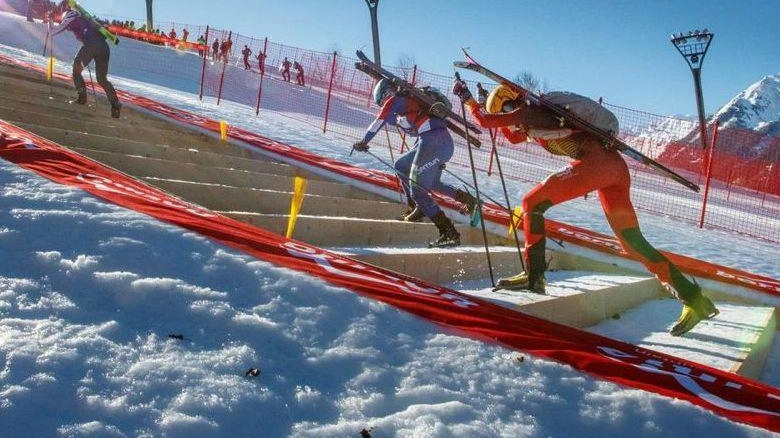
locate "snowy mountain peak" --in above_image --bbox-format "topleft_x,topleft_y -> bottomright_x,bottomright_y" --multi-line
713,73 -> 780,132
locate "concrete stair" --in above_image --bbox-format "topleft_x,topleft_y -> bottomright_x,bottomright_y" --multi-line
1,60 -> 774,381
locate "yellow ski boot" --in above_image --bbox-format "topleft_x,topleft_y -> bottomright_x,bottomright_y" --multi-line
670,294 -> 719,336
494,272 -> 546,294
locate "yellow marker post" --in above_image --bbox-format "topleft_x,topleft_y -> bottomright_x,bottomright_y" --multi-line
285,176 -> 308,238
219,120 -> 229,141
508,205 -> 524,239
46,56 -> 54,82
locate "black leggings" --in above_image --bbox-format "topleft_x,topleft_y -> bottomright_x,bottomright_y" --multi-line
73,39 -> 118,107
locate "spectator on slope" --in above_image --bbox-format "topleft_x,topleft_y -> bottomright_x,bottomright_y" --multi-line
280,57 -> 292,82
167,28 -> 177,48
219,37 -> 233,63
181,27 -> 189,42
352,79 -> 478,248
197,35 -> 206,57
242,45 -> 252,70
452,78 -> 719,336
256,50 -> 266,75
211,38 -> 219,61
293,61 -> 305,86
51,1 -> 121,118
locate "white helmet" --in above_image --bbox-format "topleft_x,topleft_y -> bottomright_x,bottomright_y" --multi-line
62,9 -> 80,21
372,78 -> 393,106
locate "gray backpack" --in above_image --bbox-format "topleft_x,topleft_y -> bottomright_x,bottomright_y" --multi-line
545,91 -> 619,135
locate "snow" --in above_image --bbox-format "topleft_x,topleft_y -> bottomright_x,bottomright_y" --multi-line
0,11 -> 778,438
715,74 -> 780,129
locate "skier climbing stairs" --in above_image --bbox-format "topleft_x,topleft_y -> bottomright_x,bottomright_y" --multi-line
0,60 -> 775,382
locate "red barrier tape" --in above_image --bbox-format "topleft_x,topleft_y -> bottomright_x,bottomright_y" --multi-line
2,118 -> 780,431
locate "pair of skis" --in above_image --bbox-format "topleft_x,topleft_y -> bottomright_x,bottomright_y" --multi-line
355,50 -> 482,147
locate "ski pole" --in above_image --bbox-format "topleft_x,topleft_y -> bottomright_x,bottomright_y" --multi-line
86,64 -> 98,112
381,127 -> 402,203
455,71 -> 494,286
439,165 -> 564,249
356,146 -> 567,249
487,124 -> 525,271
43,30 -> 49,57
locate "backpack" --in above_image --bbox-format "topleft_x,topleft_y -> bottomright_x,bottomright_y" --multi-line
419,86 -> 453,117
544,91 -> 619,135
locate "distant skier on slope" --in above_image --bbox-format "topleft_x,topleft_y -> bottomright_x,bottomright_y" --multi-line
51,1 -> 121,118
211,38 -> 219,61
256,50 -> 266,75
352,79 -> 478,248
452,79 -> 718,336
293,61 -> 305,86
280,57 -> 292,82
242,45 -> 252,70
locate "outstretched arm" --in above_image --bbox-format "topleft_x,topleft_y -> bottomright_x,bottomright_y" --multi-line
51,13 -> 77,37
358,95 -> 400,144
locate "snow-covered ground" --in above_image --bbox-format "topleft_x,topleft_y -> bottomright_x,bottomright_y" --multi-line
0,11 -> 778,438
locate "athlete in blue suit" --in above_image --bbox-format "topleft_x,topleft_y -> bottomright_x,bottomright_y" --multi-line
353,79 -> 476,248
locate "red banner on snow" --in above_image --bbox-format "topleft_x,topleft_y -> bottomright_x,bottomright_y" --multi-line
2,119 -> 779,431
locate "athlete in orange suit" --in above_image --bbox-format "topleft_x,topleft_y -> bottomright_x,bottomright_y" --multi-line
452,80 -> 718,336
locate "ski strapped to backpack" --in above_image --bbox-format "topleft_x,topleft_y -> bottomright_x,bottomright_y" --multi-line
355,50 -> 482,147
68,0 -> 119,45
454,49 -> 700,192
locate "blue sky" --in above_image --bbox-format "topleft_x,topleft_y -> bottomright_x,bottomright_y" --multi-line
77,0 -> 778,117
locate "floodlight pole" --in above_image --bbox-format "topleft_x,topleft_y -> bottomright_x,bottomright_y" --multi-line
145,0 -> 154,32
364,0 -> 381,67
671,30 -> 713,150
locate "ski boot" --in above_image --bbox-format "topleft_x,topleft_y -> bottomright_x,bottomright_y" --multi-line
76,92 -> 87,105
403,207 -> 424,222
493,271 -> 546,294
670,292 -> 719,337
428,211 -> 460,248
110,102 -> 122,119
454,189 -> 481,227
398,199 -> 423,222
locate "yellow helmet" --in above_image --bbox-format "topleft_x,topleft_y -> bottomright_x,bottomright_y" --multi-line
485,84 -> 520,114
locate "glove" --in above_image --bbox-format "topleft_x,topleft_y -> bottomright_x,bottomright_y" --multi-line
352,141 -> 369,153
452,78 -> 473,102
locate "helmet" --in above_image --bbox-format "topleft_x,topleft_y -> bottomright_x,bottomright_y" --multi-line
62,9 -> 80,21
372,78 -> 393,106
485,84 -> 520,114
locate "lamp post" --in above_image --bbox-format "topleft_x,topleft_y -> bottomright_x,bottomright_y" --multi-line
364,0 -> 381,67
671,29 -> 713,150
145,0 -> 153,33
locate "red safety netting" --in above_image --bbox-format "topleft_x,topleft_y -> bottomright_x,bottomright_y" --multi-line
45,15 -> 780,243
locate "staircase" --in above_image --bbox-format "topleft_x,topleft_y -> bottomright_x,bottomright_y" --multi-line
1,61 -> 775,382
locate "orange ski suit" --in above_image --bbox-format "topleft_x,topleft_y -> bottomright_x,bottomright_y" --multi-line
465,99 -> 700,302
